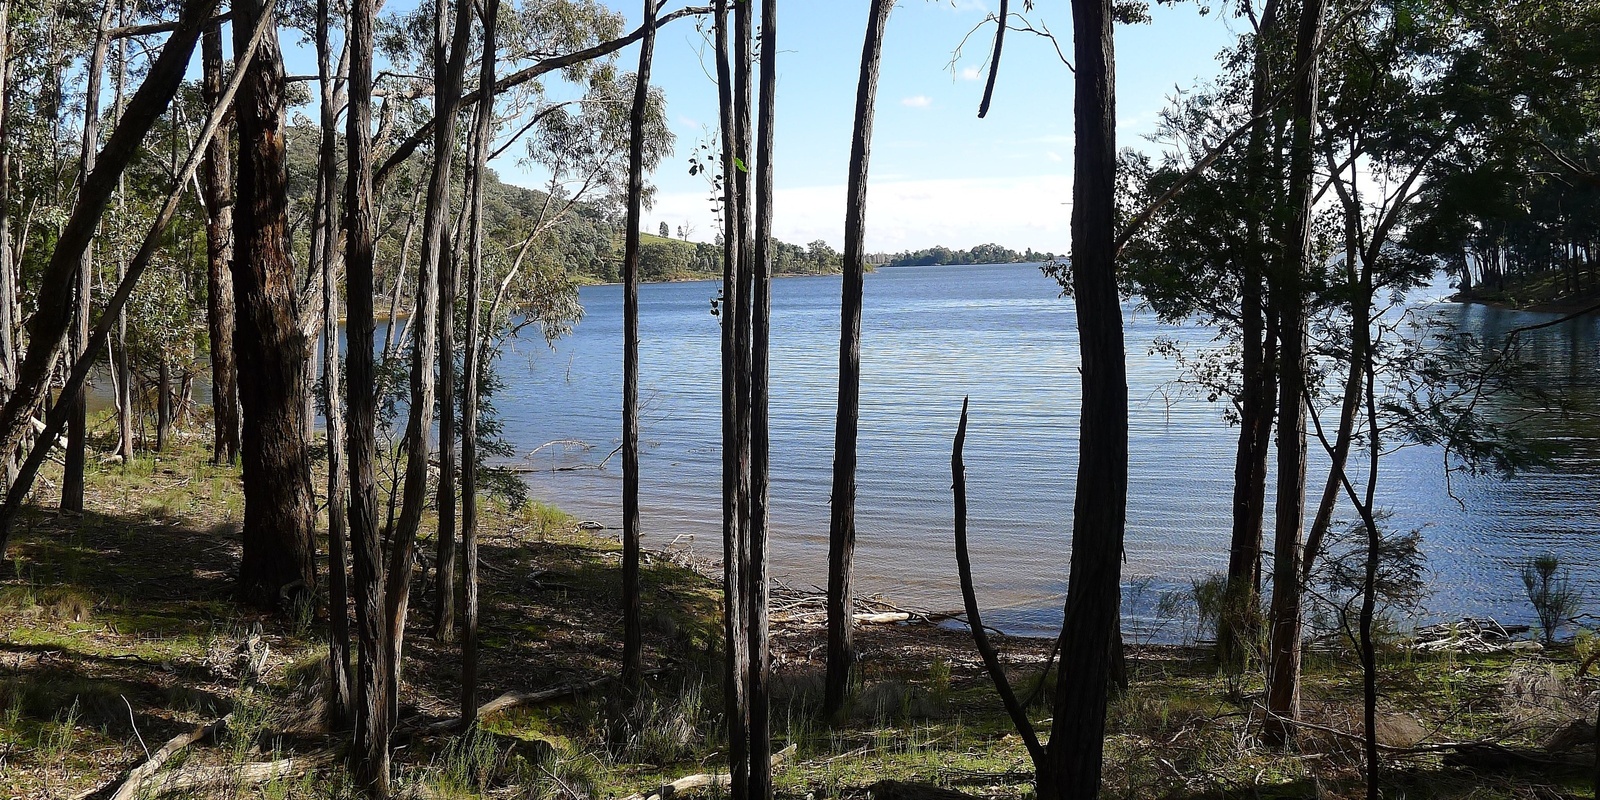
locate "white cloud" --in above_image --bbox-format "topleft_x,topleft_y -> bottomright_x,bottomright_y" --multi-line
1046,151 -> 1063,163
959,66 -> 982,81
900,95 -> 933,108
649,175 -> 1072,254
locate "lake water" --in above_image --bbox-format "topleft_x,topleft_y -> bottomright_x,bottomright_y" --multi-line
470,263 -> 1600,637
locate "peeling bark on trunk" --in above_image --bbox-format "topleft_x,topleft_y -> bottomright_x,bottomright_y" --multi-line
231,0 -> 318,610
202,20 -> 239,467
824,0 -> 892,720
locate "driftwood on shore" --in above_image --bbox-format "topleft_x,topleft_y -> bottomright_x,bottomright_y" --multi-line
1408,618 -> 1539,654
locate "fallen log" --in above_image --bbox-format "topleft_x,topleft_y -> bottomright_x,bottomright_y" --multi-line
138,757 -> 306,797
622,744 -> 796,800
853,612 -> 911,625
79,715 -> 230,800
423,672 -> 663,731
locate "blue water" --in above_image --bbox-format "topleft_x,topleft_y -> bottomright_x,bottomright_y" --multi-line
487,263 -> 1600,637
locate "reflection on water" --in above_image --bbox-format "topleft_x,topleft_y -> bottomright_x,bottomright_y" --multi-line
91,264 -> 1590,638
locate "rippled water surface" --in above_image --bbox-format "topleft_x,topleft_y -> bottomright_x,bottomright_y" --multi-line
492,263 -> 1600,636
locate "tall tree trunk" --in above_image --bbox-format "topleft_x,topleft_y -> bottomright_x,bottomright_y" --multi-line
0,0 -> 12,438
112,19 -> 134,465
383,190 -> 419,363
383,0 -> 474,728
1303,195 -> 1363,581
315,0 -> 352,730
712,1 -> 749,795
1039,0 -> 1124,796
231,0 -> 318,610
745,0 -> 775,795
1218,0 -> 1280,672
63,0 -> 117,511
201,19 -> 239,466
823,0 -> 892,720
459,0 -> 497,730
0,0 -> 221,503
1263,0 -> 1329,747
620,0 -> 656,696
156,359 -> 172,452
343,0 -> 387,782
432,246 -> 457,643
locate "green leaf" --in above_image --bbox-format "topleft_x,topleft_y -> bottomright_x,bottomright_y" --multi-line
734,157 -> 748,173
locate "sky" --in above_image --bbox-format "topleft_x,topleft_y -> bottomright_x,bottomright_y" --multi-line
281,0 -> 1245,253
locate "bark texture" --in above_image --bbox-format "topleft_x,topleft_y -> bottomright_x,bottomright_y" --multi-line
231,0 -> 317,610
343,0 -> 389,783
201,20 -> 240,467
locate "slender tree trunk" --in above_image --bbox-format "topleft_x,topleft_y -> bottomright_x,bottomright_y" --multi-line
112,20 -> 134,464
823,0 -> 893,720
1039,0 -> 1123,796
0,0 -> 12,439
1263,0 -> 1329,747
383,0 -> 474,727
0,0 -> 221,498
1303,190 -> 1363,580
1219,0 -> 1280,671
459,0 -> 497,730
432,240 -> 458,641
746,1 -> 776,795
156,360 -> 172,452
713,0 -> 750,793
383,191 -> 419,362
620,0 -> 657,696
315,0 -> 352,729
201,20 -> 239,466
343,0 -> 387,782
63,0 -> 117,511
231,0 -> 318,610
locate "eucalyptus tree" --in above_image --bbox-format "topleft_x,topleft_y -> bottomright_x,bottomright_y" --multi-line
823,0 -> 894,720
343,0 -> 388,782
61,0 -> 118,511
201,18 -> 240,466
231,0 -> 319,610
0,0 -> 224,554
459,0 -> 500,730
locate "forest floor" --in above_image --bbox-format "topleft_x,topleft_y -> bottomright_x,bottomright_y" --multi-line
1,427 -> 1596,799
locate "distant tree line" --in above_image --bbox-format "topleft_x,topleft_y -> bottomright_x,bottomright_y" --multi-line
879,243 -> 1058,267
